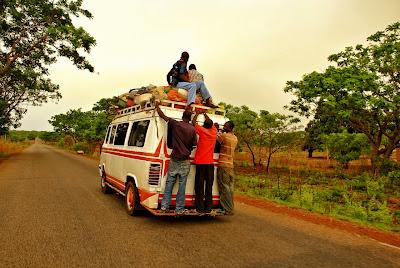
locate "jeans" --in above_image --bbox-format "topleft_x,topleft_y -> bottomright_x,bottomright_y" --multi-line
176,81 -> 211,105
161,159 -> 191,212
195,164 -> 214,212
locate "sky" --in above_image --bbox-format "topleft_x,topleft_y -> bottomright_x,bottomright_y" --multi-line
17,0 -> 400,131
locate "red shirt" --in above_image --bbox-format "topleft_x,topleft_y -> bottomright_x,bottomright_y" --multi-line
194,124 -> 217,164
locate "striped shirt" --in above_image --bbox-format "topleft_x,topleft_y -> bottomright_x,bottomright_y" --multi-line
188,69 -> 204,82
217,132 -> 238,168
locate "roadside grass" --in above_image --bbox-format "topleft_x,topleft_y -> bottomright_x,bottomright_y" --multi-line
235,172 -> 400,232
0,138 -> 32,158
235,149 -> 372,175
44,138 -> 101,160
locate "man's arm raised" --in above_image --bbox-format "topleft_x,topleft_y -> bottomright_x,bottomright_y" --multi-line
191,110 -> 202,126
155,102 -> 170,122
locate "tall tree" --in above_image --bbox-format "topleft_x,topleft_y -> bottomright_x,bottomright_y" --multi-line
0,66 -> 60,131
48,108 -> 90,142
257,111 -> 301,172
302,106 -> 346,158
322,131 -> 370,169
0,0 -> 96,77
92,97 -> 121,119
285,22 -> 400,169
0,0 -> 96,131
223,103 -> 259,166
49,99 -> 113,148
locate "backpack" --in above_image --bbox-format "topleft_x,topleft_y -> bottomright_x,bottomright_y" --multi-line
166,60 -> 182,86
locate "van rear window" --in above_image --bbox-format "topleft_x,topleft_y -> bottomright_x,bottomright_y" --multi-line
114,123 -> 129,145
128,120 -> 150,147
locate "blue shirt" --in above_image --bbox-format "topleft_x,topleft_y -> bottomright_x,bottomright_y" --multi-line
173,60 -> 188,84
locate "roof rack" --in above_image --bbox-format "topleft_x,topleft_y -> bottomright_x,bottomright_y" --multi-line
115,100 -> 226,118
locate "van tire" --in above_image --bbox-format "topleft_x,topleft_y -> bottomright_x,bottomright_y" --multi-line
101,173 -> 112,194
125,181 -> 141,216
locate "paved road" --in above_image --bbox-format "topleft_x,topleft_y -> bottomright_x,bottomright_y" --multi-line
0,143 -> 399,267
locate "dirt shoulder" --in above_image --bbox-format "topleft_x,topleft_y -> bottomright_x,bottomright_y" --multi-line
235,193 -> 400,248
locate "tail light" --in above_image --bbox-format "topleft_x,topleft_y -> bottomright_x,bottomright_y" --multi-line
148,163 -> 161,186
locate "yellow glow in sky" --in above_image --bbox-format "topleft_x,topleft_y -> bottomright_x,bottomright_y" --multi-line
18,0 -> 400,130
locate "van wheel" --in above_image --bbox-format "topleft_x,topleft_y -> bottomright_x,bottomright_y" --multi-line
101,173 -> 111,194
125,181 -> 141,216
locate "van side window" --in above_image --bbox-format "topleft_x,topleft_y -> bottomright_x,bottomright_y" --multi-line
114,123 -> 129,145
128,120 -> 150,147
105,126 -> 112,144
108,125 -> 117,144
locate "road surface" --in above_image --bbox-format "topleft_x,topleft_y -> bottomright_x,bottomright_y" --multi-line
0,143 -> 399,267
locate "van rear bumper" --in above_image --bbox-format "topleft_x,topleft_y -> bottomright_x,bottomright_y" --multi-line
157,194 -> 220,208
145,207 -> 226,217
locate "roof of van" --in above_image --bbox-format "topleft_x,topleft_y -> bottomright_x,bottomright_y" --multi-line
115,100 -> 225,117
111,100 -> 227,126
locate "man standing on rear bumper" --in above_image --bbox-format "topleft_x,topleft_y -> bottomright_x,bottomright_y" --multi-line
192,111 -> 217,213
156,102 -> 197,215
217,121 -> 238,215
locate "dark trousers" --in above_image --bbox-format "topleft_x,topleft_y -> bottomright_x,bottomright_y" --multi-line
195,164 -> 214,212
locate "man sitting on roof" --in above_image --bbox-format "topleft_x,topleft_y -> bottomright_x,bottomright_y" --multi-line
188,64 -> 204,82
167,51 -> 218,108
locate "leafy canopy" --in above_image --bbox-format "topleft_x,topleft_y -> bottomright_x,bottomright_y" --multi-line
0,0 -> 96,77
322,131 -> 370,168
285,22 -> 400,163
221,102 -> 301,170
0,0 -> 96,132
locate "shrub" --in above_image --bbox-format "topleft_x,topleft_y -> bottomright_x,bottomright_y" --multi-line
62,135 -> 75,148
366,178 -> 385,199
306,173 -> 328,185
366,198 -> 392,224
346,174 -> 369,191
241,160 -> 250,167
73,142 -> 89,153
375,158 -> 400,175
387,170 -> 400,187
322,131 -> 370,168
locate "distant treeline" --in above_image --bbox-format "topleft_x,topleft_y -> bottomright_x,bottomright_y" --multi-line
3,130 -> 61,142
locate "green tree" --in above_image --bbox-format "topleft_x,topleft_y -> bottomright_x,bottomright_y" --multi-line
222,103 -> 259,166
39,131 -> 62,142
49,99 -> 112,151
0,0 -> 96,130
0,0 -> 95,76
322,131 -> 370,168
92,97 -> 120,120
303,106 -> 346,158
49,109 -> 90,142
257,111 -> 301,172
0,98 -> 9,134
285,22 -> 400,169
0,67 -> 60,130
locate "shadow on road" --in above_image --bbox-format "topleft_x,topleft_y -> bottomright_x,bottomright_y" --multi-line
105,191 -> 231,225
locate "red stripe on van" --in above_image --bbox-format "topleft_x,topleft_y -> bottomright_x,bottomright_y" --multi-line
103,140 -> 162,157
138,188 -> 157,202
103,151 -> 163,164
105,173 -> 125,191
163,143 -> 171,158
163,160 -> 170,177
